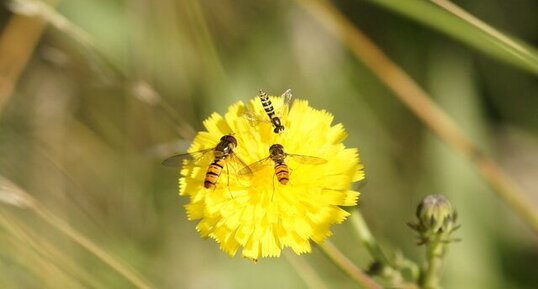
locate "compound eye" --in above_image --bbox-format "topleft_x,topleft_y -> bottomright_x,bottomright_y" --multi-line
226,135 -> 238,146
270,144 -> 283,151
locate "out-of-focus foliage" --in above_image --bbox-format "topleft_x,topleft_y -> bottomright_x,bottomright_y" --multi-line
0,0 -> 536,288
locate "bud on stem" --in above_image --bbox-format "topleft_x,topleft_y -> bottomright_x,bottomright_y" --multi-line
409,194 -> 459,289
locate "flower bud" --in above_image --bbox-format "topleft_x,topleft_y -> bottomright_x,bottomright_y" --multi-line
410,194 -> 458,242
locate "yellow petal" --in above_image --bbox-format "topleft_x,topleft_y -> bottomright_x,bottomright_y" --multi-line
179,95 -> 365,259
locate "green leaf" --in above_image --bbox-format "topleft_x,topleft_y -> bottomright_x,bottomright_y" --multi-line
364,0 -> 538,75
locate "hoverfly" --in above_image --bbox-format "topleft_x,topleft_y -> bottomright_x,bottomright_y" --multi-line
244,89 -> 293,134
239,144 -> 326,184
162,135 -> 252,189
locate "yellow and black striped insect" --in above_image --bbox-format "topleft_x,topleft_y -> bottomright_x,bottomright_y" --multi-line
240,144 -> 326,185
244,89 -> 293,134
162,135 -> 252,189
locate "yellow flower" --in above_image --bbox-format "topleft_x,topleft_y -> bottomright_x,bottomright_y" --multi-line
179,94 -> 364,260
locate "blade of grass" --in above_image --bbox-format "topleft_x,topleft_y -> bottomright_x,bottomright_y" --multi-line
184,0 -> 228,87
0,0 -> 60,113
0,176 -> 154,289
0,212 -> 84,289
296,0 -> 538,233
7,0 -> 195,140
0,209 -> 107,289
29,201 -> 154,289
6,238 -> 84,289
363,0 -> 538,75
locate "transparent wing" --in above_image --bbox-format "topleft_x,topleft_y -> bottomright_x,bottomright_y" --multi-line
161,148 -> 214,167
228,153 -> 255,176
239,157 -> 272,175
287,154 -> 327,165
280,89 -> 293,107
278,89 -> 293,119
242,107 -> 271,124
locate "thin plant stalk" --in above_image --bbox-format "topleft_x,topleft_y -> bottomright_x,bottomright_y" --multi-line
5,237 -> 83,288
350,209 -> 420,288
0,210 -> 106,289
350,209 -> 391,267
6,0 -> 195,140
319,240 -> 383,289
0,177 -> 154,289
28,202 -> 154,289
296,0 -> 538,234
284,251 -> 329,289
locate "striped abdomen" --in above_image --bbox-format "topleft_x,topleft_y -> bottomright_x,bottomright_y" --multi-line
204,158 -> 225,188
259,92 -> 284,133
274,162 -> 289,185
259,94 -> 276,119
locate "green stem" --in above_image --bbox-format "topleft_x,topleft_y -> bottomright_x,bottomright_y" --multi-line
319,241 -> 384,289
421,238 -> 445,289
350,209 -> 391,267
350,209 -> 420,288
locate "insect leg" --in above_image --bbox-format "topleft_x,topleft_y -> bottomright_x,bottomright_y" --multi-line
271,173 -> 276,202
226,163 -> 234,199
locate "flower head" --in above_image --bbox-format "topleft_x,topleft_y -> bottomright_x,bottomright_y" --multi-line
179,93 -> 364,260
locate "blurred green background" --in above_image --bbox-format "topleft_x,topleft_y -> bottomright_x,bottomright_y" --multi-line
0,0 -> 537,288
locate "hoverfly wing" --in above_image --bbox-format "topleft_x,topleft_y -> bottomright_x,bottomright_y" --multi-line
280,89 -> 293,107
287,154 -> 327,165
161,148 -> 214,167
228,153 -> 256,176
278,89 -> 293,119
243,108 -> 271,124
239,157 -> 272,175
243,109 -> 259,123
